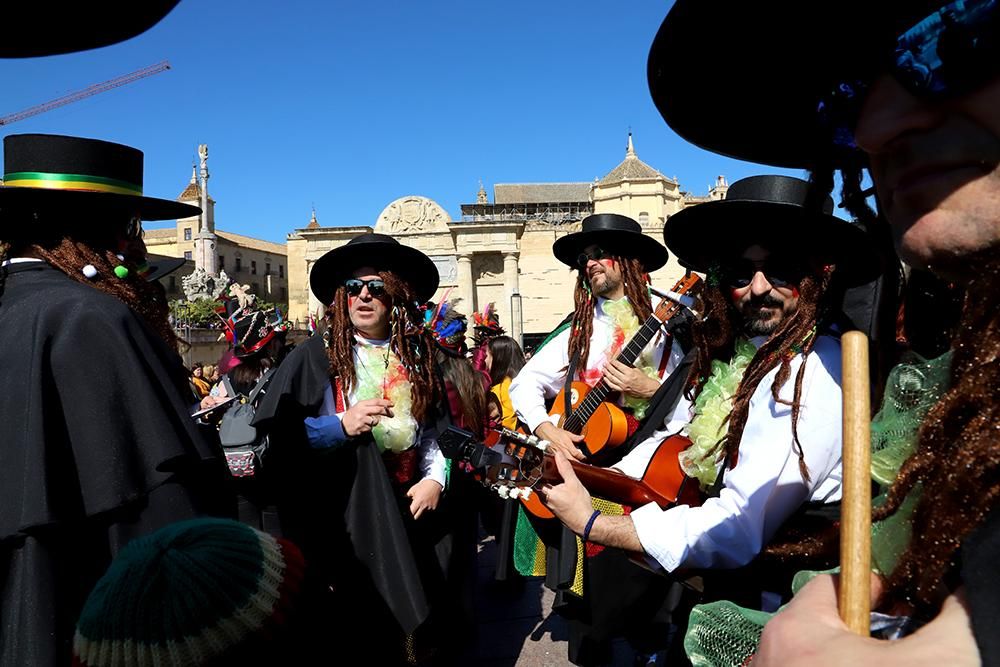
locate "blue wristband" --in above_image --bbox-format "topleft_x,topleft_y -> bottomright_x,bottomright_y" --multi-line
582,509 -> 601,543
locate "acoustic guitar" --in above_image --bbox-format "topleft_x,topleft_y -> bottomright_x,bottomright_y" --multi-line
441,427 -> 701,521
548,273 -> 701,460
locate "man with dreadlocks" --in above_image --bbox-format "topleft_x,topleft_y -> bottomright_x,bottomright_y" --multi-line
509,212 -> 691,665
0,133 -> 233,665
510,213 -> 684,458
252,233 -> 454,664
541,175 -> 876,621
642,0 -> 1000,664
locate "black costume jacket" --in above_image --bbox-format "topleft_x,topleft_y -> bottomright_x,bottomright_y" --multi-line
0,262 -> 231,665
252,334 -> 456,660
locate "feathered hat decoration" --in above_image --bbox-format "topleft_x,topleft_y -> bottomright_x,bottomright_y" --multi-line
425,289 -> 468,356
216,306 -> 291,358
472,302 -> 505,346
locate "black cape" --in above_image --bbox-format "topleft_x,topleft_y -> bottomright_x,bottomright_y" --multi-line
252,334 -> 444,649
0,263 -> 232,665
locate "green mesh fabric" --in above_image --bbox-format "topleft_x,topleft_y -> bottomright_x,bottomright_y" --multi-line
684,602 -> 770,667
683,352 -> 952,666
870,352 -> 952,486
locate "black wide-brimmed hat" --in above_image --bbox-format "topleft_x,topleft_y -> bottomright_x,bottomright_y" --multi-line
140,254 -> 187,282
2,2 -> 182,58
647,0 -> 925,168
552,213 -> 668,272
309,233 -> 440,306
665,175 -> 879,284
1,134 -> 200,221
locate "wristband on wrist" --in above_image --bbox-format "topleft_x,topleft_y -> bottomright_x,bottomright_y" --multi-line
582,509 -> 601,543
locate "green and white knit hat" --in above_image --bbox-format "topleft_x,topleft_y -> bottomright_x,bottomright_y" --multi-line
73,518 -> 305,667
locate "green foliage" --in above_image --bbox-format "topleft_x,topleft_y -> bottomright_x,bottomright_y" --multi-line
169,297 -> 288,329
170,298 -> 223,328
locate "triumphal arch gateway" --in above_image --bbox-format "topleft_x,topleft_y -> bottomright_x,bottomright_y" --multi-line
286,138 -> 728,347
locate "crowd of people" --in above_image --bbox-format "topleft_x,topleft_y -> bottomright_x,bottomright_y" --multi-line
2,0 -> 999,665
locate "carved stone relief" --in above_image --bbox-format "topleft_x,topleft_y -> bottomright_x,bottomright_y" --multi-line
430,255 -> 458,283
375,196 -> 452,235
474,254 -> 504,284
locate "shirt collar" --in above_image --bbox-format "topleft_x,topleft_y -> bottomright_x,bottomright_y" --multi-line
595,295 -> 629,320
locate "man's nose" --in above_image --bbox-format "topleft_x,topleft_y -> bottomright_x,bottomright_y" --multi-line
749,271 -> 773,296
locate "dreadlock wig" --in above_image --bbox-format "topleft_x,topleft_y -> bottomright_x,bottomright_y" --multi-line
0,208 -> 177,350
875,252 -> 1000,616
324,270 -> 440,422
567,255 -> 653,370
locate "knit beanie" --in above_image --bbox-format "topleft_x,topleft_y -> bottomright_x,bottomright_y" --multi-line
73,518 -> 305,667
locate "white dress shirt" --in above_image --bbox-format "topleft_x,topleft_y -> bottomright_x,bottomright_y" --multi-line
317,335 -> 447,488
618,334 -> 844,572
509,296 -> 685,433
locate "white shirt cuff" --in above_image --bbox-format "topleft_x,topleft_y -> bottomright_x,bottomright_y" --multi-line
630,501 -> 687,573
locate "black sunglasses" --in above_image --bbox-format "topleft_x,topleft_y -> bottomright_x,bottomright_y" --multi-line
724,263 -> 807,290
576,247 -> 609,270
344,278 -> 387,298
818,0 -> 999,150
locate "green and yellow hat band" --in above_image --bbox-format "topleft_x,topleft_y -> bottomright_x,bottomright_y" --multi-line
3,171 -> 142,196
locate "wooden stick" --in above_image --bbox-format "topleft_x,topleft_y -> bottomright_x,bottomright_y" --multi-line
840,330 -> 872,635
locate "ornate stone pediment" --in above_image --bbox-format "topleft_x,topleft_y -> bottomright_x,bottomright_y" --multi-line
374,196 -> 452,235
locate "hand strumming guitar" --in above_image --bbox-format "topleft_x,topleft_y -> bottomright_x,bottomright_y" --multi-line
534,421 -> 586,461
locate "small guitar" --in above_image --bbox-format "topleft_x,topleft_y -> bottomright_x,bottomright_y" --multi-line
549,273 -> 701,460
440,427 -> 701,520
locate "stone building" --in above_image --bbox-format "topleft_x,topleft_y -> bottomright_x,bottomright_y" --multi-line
286,136 -> 727,346
145,163 -> 289,305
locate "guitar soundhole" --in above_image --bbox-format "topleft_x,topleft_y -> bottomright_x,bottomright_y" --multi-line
570,388 -> 580,405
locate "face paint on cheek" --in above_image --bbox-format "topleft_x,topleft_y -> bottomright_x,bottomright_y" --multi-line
790,287 -> 800,298
731,288 -> 742,302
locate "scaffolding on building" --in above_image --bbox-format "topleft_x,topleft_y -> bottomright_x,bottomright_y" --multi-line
459,201 -> 592,224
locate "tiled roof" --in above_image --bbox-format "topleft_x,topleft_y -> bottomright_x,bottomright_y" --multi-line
143,228 -> 176,239
217,230 -> 286,255
598,154 -> 663,185
178,181 -> 200,200
494,183 -> 591,204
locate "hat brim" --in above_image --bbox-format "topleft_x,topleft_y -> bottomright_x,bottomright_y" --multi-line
310,241 -> 440,306
1,2 -> 181,58
665,199 -> 882,285
553,229 -> 669,272
142,254 -> 187,282
647,0 -> 888,168
0,186 -> 200,221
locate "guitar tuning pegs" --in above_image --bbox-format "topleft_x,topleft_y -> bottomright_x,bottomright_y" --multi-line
521,488 -> 532,500
536,440 -> 550,452
497,486 -> 510,499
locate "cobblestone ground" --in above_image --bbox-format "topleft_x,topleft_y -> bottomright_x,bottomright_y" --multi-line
462,534 -> 641,667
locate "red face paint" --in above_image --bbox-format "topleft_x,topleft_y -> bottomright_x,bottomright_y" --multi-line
790,287 -> 800,298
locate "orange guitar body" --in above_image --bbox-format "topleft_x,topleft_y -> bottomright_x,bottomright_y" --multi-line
551,381 -> 630,457
519,434 -> 700,519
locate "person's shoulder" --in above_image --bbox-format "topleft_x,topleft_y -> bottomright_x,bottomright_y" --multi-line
803,333 -> 844,389
811,333 -> 843,358
12,269 -> 143,335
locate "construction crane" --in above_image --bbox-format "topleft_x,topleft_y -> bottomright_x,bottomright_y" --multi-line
0,61 -> 171,127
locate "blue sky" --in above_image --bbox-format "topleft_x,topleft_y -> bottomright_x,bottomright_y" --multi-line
0,1 -> 801,243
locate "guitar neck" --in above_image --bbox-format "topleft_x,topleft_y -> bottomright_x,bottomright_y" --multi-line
564,313 -> 664,432
542,457 -> 672,508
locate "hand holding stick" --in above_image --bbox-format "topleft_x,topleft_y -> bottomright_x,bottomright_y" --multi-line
840,331 -> 872,635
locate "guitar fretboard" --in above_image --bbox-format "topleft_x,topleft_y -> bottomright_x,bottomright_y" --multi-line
563,314 -> 664,433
